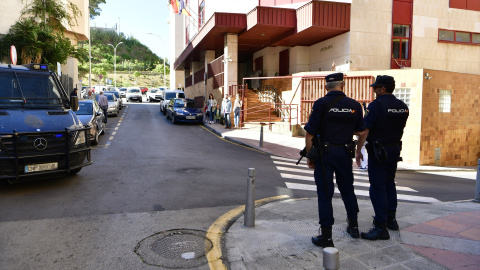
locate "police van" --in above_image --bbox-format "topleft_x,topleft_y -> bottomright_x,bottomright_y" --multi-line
0,62 -> 92,183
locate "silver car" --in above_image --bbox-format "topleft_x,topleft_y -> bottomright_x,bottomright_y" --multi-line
104,93 -> 119,116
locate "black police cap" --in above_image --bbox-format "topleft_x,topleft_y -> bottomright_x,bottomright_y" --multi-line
370,75 -> 395,89
325,73 -> 344,82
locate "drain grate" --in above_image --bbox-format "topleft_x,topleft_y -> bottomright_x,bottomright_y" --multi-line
134,229 -> 213,269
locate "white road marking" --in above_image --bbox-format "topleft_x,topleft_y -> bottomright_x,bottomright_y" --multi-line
273,160 -> 308,168
109,136 -> 114,140
117,123 -> 121,126
271,155 -> 306,164
276,166 -> 312,174
115,127 -> 119,130
112,132 -> 116,135
281,174 -> 416,191
285,183 -> 437,203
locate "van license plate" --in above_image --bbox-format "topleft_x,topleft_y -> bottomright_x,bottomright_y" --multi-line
186,116 -> 195,119
25,162 -> 58,173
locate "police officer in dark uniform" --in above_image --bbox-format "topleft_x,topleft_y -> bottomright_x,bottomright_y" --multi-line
304,73 -> 365,248
355,75 -> 409,240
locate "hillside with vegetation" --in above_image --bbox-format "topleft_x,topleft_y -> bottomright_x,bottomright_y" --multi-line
78,28 -> 169,88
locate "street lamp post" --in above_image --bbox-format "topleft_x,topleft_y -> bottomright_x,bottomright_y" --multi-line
147,33 -> 166,89
108,42 -> 123,88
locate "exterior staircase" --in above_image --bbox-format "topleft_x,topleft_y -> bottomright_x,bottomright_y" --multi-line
243,88 -> 281,123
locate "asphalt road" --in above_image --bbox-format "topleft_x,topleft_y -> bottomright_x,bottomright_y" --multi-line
0,97 -> 476,270
0,99 -> 476,223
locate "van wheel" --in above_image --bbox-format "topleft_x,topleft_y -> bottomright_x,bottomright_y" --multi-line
69,168 -> 82,175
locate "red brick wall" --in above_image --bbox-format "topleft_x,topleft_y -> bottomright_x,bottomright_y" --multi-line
420,69 -> 480,166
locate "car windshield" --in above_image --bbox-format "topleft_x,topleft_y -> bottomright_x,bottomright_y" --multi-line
174,100 -> 195,108
150,90 -> 158,93
75,102 -> 93,115
166,92 -> 185,99
106,91 -> 119,98
105,94 -> 115,101
119,88 -> 126,91
129,89 -> 140,93
0,70 -> 66,109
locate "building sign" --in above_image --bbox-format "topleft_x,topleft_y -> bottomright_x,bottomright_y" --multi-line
320,45 -> 333,52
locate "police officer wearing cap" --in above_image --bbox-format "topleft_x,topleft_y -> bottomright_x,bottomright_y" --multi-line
356,75 -> 409,240
304,72 -> 365,248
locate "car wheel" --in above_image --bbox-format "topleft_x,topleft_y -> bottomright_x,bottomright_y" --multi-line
162,107 -> 166,115
172,114 -> 177,124
166,111 -> 170,120
92,128 -> 99,145
139,99 -> 142,103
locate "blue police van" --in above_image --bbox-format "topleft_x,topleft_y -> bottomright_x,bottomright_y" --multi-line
0,63 -> 92,183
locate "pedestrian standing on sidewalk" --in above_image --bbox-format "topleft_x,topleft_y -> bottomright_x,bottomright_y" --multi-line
207,94 -> 217,124
304,73 -> 365,248
215,104 -> 221,124
233,94 -> 242,129
222,94 -> 232,129
355,75 -> 409,241
97,91 -> 109,124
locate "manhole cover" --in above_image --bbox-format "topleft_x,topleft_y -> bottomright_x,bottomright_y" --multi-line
134,229 -> 213,269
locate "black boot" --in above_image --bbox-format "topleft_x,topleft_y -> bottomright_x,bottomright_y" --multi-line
361,219 -> 390,240
346,219 -> 359,238
387,212 -> 399,231
312,226 -> 334,248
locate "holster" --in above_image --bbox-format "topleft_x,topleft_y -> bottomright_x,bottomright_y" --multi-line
345,141 -> 356,159
306,146 -> 320,163
371,141 -> 388,162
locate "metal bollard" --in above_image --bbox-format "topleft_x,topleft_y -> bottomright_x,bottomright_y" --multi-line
323,247 -> 339,270
259,125 -> 264,148
244,168 -> 256,227
475,159 -> 480,202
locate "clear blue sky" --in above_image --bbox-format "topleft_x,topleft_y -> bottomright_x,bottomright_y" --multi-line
91,0 -> 171,61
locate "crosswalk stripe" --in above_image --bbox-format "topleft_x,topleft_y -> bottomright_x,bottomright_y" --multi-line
285,182 -> 437,203
276,166 -> 312,174
271,155 -> 306,164
281,174 -> 416,192
273,160 -> 309,168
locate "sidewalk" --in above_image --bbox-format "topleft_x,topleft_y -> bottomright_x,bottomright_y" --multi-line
201,122 -> 480,270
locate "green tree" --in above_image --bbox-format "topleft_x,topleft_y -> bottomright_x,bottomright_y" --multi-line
0,0 -> 86,70
89,0 -> 107,19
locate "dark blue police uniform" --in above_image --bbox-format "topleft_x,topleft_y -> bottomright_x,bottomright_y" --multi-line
364,92 -> 409,224
304,89 -> 364,229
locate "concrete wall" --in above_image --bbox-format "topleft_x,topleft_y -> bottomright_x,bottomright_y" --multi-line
253,46 -> 290,77
419,69 -> 480,166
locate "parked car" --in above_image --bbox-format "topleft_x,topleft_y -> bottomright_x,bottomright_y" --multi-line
119,87 -> 127,98
160,89 -> 185,115
126,87 -> 142,102
139,86 -> 148,95
75,99 -> 105,145
104,91 -> 123,109
166,98 -> 203,124
146,88 -> 162,102
104,93 -> 119,116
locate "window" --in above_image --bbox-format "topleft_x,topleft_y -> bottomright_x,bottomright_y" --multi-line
394,88 -> 411,107
198,0 -> 205,29
438,29 -> 480,45
439,90 -> 451,113
439,30 -> 454,41
392,25 -> 411,61
473,33 -> 480,44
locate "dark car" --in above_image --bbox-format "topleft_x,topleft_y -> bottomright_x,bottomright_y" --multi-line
166,98 -> 203,124
75,100 -> 105,145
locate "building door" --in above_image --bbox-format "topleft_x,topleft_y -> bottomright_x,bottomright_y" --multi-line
279,49 -> 289,76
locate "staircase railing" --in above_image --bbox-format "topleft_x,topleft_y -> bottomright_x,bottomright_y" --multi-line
240,103 -> 298,131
